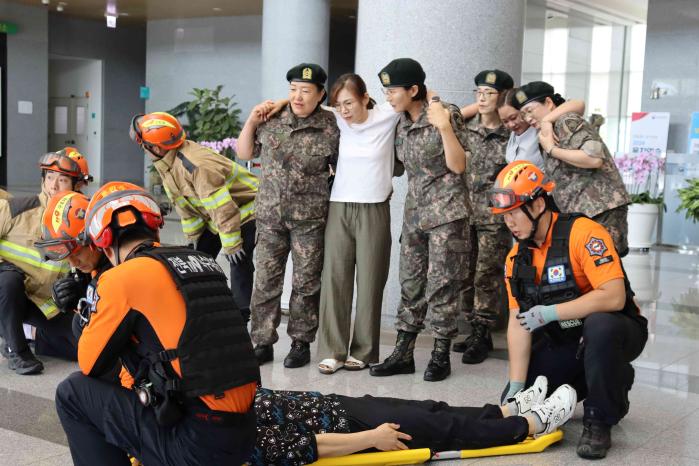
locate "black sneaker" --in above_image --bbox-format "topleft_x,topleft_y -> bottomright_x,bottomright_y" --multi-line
461,324 -> 493,364
283,340 -> 310,368
7,350 -> 44,375
254,344 -> 273,365
577,419 -> 612,459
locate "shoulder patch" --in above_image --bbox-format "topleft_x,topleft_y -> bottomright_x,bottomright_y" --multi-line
8,195 -> 41,218
176,152 -> 197,174
585,237 -> 608,257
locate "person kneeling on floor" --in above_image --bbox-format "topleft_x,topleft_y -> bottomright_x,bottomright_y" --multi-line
54,182 -> 260,466
492,161 -> 648,459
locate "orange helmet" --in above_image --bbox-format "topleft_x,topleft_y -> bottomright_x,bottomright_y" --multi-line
85,181 -> 163,249
35,191 -> 89,261
39,147 -> 93,184
131,112 -> 185,150
489,161 -> 555,214
63,147 -> 93,184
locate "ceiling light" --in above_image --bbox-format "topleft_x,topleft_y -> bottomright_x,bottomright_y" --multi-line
41,0 -> 50,5
106,14 -> 117,28
119,12 -> 129,16
212,7 -> 222,12
56,4 -> 63,11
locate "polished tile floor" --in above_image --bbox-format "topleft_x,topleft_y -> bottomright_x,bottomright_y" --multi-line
1,217 -> 699,465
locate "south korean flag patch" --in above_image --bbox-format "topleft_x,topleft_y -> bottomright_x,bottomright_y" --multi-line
547,264 -> 566,284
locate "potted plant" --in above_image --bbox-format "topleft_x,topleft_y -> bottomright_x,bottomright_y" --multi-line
677,177 -> 699,222
167,85 -> 243,160
614,152 -> 665,249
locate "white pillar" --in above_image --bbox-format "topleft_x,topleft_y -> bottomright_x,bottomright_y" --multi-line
354,0 -> 526,321
261,0 -> 331,100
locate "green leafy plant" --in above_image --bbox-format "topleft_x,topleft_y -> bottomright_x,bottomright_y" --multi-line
167,85 -> 242,159
630,192 -> 666,211
677,178 -> 699,223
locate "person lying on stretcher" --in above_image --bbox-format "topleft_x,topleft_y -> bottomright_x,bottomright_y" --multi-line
251,376 -> 574,465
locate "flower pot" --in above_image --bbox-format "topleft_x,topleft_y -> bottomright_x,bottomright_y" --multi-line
627,203 -> 660,249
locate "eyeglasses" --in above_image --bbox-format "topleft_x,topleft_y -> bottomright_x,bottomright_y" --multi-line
381,87 -> 402,96
39,153 -> 82,177
473,89 -> 499,99
519,102 -> 542,120
333,100 -> 357,112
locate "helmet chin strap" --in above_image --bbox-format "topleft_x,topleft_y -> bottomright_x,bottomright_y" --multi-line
517,200 -> 547,245
143,142 -> 164,159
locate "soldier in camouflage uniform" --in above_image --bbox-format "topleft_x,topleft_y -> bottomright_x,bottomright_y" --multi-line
512,81 -> 630,256
238,63 -> 340,369
369,58 -> 470,382
455,70 -> 514,366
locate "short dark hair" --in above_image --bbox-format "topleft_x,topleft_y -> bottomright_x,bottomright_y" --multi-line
405,83 -> 427,101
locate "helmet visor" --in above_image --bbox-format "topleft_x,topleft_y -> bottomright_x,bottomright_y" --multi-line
34,238 -> 79,261
488,189 -> 520,210
39,153 -> 81,177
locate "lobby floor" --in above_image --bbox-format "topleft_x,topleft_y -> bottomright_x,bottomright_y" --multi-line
1,218 -> 699,465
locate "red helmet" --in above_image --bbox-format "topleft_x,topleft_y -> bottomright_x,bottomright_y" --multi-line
85,181 -> 163,249
489,161 -> 555,214
35,191 -> 89,261
131,112 -> 186,150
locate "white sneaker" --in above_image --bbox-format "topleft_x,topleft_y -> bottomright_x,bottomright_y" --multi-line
510,376 -> 548,416
532,384 -> 577,437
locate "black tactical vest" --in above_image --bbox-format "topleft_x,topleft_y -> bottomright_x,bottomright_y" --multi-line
135,246 -> 260,399
509,213 -> 640,343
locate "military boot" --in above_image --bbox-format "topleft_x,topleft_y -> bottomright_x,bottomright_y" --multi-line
370,331 -> 416,377
577,418 -> 612,459
423,338 -> 451,382
284,340 -> 310,368
7,349 -> 43,375
461,322 -> 493,364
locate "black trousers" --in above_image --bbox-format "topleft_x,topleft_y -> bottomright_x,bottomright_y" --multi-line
335,394 -> 529,452
0,266 -> 77,360
525,312 -> 648,426
55,372 -> 256,466
195,221 -> 256,321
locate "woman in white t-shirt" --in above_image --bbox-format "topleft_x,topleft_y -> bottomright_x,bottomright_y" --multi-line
254,74 -> 401,373
315,74 -> 401,374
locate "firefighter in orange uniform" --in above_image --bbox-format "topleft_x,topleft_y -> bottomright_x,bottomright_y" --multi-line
54,182 -> 259,466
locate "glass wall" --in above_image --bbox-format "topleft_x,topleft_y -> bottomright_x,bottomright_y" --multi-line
523,0 -> 647,154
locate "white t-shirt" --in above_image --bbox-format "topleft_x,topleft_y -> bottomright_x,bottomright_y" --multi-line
329,102 -> 400,203
506,126 -> 545,169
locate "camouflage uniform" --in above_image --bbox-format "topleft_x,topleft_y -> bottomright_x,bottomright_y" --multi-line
250,105 -> 340,346
394,102 -> 470,340
462,114 -> 512,328
551,112 -> 630,254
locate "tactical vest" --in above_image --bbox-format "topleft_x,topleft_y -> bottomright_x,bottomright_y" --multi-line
509,213 -> 640,344
132,246 -> 259,422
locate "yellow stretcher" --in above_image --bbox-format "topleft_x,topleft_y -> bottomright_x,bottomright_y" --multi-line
310,430 -> 564,466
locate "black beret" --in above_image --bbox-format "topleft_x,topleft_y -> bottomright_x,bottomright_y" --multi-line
511,81 -> 555,109
378,58 -> 426,87
474,69 -> 514,91
286,63 -> 327,86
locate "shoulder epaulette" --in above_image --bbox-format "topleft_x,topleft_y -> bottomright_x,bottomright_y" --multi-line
176,152 -> 197,174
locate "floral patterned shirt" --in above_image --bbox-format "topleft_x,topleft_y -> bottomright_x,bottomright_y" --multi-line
249,388 -> 350,466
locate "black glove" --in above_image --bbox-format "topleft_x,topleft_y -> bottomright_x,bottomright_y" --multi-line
52,274 -> 89,313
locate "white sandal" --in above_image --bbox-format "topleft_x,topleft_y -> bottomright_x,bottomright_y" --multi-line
318,358 -> 344,374
344,356 -> 367,371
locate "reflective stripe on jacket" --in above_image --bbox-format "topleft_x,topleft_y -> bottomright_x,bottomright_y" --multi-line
0,193 -> 69,319
153,140 -> 258,254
